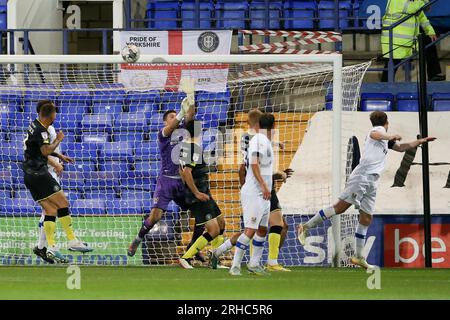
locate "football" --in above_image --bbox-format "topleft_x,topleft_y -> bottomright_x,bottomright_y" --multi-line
121,44 -> 140,63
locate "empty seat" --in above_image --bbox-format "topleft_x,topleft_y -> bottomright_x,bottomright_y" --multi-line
114,132 -> 147,143
64,142 -> 99,161
0,142 -> 23,161
23,85 -> 58,113
134,141 -> 159,161
126,90 -> 160,105
61,172 -> 85,191
57,103 -> 89,115
114,112 -> 149,131
0,112 -> 9,128
249,1 -> 283,29
360,93 -> 394,111
432,93 -> 450,111
84,190 -> 118,200
13,189 -> 34,200
134,161 -> 160,178
0,189 -> 11,199
146,1 -> 179,29
71,199 -> 106,215
181,1 -> 213,29
59,84 -> 92,106
82,133 -> 110,143
197,113 -> 219,129
83,171 -> 119,189
0,87 -> 23,111
318,0 -> 352,30
284,1 -> 316,29
0,198 -> 37,216
161,91 -> 187,103
91,103 -> 124,114
397,93 -> 419,112
100,142 -> 134,161
99,161 -> 130,173
196,101 -> 228,122
64,160 -> 97,173
63,191 -> 82,202
54,113 -> 84,133
105,199 -> 143,215
216,1 -> 248,29
81,114 -> 113,133
148,113 -> 164,131
10,112 -> 34,131
325,93 -> 333,110
92,83 -> 125,107
0,170 -> 12,189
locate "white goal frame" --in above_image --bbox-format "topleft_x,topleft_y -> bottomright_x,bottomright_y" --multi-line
0,53 -> 344,266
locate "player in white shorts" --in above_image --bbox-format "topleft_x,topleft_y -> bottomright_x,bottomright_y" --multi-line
297,111 -> 436,269
228,113 -> 276,276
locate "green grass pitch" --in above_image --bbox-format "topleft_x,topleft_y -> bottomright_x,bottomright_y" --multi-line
0,266 -> 449,300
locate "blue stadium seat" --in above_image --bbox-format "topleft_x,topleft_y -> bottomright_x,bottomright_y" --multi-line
181,1 -> 213,29
119,171 -> 156,191
0,87 -> 23,111
161,91 -> 187,103
114,112 -> 149,131
91,103 -> 124,114
0,103 -> 17,114
105,199 -> 143,215
23,85 -> 58,113
84,171 -> 119,189
92,83 -> 125,107
216,1 -> 248,29
284,1 -> 316,29
99,161 -> 130,174
81,133 -> 110,143
0,13 -> 6,31
113,132 -> 146,142
54,113 -> 84,133
59,84 -> 92,106
121,190 -> 152,210
0,142 -> 23,161
0,170 -> 12,189
149,113 -> 164,131
127,103 -> 160,118
100,142 -> 134,162
10,112 -> 34,131
197,113 -> 219,129
432,93 -> 450,111
71,199 -> 106,216
126,90 -> 160,105
196,101 -> 228,122
397,93 -> 419,112
360,93 -> 394,111
0,112 -> 9,128
84,190 -> 119,200
12,190 -> 34,200
249,1 -> 283,29
63,142 -> 99,161
61,172 -> 85,191
63,191 -> 82,202
318,0 -> 352,29
325,93 -> 333,110
134,161 -> 160,179
64,160 -> 97,173
57,103 -> 89,115
134,141 -> 159,161
0,198 -> 37,216
81,114 -> 113,133
0,189 -> 11,199
196,90 -> 231,103
146,1 -> 180,29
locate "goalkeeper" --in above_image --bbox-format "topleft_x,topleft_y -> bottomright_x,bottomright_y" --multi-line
128,78 -> 206,261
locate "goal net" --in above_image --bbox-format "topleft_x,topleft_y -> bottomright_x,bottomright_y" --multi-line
0,55 -> 370,266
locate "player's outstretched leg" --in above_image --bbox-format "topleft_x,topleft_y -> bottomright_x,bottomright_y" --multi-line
350,211 -> 375,269
128,208 -> 163,257
39,200 -> 68,263
33,213 -> 54,264
229,231 -> 254,276
298,200 -> 351,246
186,223 -> 207,263
179,218 -> 221,269
48,191 -> 93,253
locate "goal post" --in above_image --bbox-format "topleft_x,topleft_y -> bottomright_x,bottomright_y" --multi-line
0,54 -> 369,266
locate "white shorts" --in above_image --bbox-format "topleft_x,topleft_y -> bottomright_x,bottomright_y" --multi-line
48,168 -> 60,184
240,188 -> 270,230
339,173 -> 379,215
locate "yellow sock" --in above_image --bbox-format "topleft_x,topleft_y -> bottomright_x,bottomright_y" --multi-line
210,235 -> 225,249
59,215 -> 76,241
182,235 -> 209,259
43,220 -> 57,247
268,232 -> 281,262
249,240 -> 253,257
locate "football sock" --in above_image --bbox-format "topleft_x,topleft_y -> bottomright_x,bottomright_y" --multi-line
232,234 -> 251,269
182,232 -> 213,259
305,206 -> 336,228
38,214 -> 46,249
210,229 -> 225,249
214,239 -> 233,257
136,218 -> 155,241
57,208 -> 76,241
355,223 -> 369,258
43,215 -> 57,248
249,234 -> 265,267
268,226 -> 283,266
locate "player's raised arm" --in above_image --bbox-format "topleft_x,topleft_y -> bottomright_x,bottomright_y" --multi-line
391,136 -> 436,152
40,131 -> 64,157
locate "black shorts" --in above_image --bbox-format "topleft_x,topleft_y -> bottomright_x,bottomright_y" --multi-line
189,196 -> 222,226
270,188 -> 281,213
23,168 -> 62,202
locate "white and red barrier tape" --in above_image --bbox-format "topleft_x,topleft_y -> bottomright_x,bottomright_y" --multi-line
238,30 -> 341,54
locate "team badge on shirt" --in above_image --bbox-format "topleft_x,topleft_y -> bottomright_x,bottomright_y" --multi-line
41,132 -> 48,140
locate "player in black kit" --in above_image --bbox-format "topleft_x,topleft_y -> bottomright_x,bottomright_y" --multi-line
23,100 -> 92,263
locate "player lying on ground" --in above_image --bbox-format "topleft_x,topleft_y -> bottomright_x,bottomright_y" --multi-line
128,78 -> 207,262
220,113 -> 276,276
210,110 -> 292,272
24,100 -> 93,263
298,111 -> 436,269
178,120 -> 226,269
